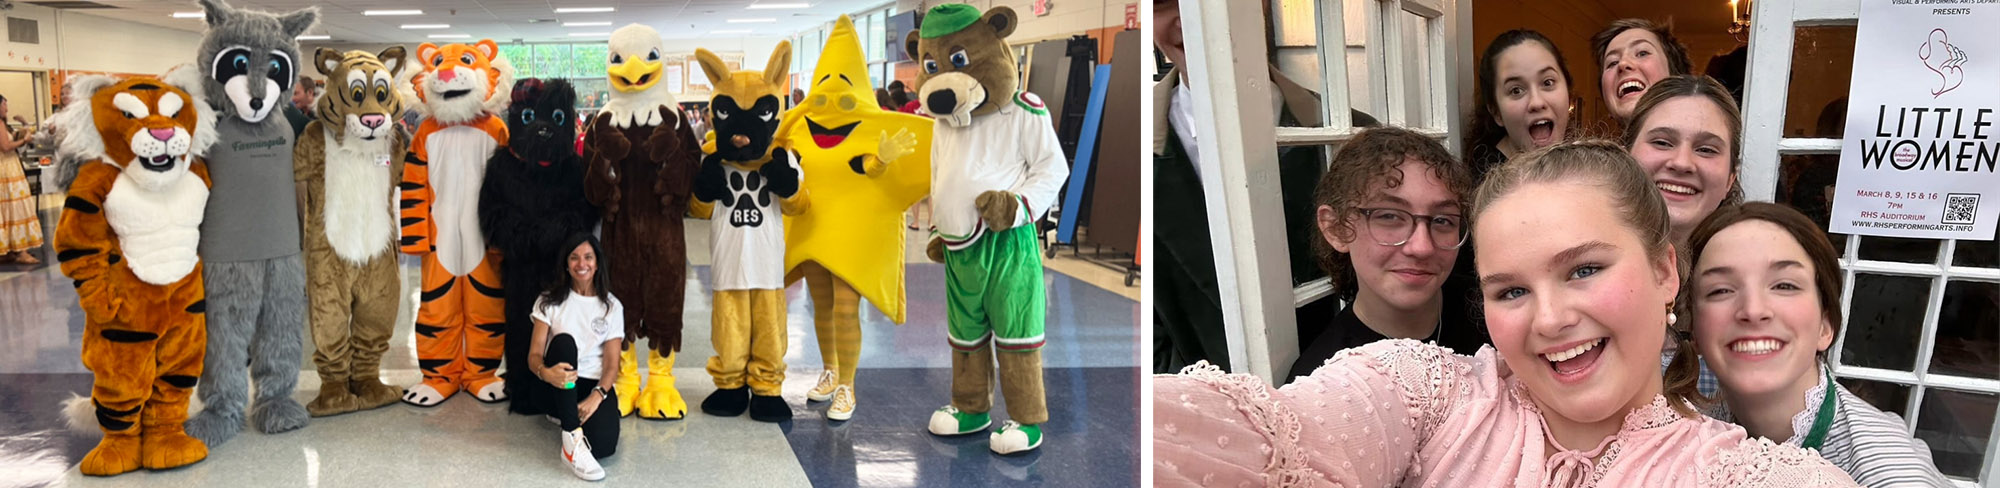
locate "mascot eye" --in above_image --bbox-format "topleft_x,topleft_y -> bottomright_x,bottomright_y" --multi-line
352,88 -> 365,103
759,110 -> 775,122
270,59 -> 283,70
520,108 -> 536,124
715,110 -> 729,121
647,49 -> 660,61
232,54 -> 249,71
923,58 -> 939,74
610,54 -> 623,64
376,87 -> 391,102
460,53 -> 476,65
553,109 -> 566,122
432,55 -> 445,66
950,50 -> 969,68
121,110 -> 137,119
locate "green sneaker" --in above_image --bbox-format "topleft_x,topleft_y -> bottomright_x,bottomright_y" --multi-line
926,406 -> 991,435
990,421 -> 1042,454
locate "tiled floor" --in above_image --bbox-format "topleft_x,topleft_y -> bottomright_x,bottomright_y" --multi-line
0,207 -> 1141,487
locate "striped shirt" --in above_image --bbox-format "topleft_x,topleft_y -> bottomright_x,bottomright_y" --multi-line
1718,363 -> 1954,487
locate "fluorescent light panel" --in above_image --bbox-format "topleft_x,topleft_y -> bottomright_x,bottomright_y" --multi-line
364,10 -> 423,16
563,21 -> 612,27
170,11 -> 201,18
554,7 -> 614,13
296,35 -> 330,40
401,24 -> 450,29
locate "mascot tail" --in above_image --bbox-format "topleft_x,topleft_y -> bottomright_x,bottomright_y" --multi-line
60,394 -> 98,436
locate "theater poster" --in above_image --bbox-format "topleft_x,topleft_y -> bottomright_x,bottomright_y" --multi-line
1832,0 -> 1999,241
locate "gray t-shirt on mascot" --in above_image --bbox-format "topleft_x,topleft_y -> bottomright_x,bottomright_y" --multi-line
198,115 -> 301,262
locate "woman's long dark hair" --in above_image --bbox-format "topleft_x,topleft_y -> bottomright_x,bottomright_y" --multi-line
1464,29 -> 1574,175
539,232 -> 613,315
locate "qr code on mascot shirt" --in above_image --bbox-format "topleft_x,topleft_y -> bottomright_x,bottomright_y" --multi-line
1944,193 -> 1979,225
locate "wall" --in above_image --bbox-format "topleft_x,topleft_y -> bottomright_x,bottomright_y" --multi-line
894,0 -> 1134,44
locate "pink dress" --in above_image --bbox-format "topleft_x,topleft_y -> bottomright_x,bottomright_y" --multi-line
1153,339 -> 1859,487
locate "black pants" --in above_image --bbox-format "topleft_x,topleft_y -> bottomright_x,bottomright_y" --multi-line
538,333 -> 619,459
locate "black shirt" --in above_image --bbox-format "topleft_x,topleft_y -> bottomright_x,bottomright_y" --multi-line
1286,290 -> 1488,384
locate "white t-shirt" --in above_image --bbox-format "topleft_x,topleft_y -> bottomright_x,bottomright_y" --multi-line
929,91 -> 1070,250
529,291 -> 626,380
709,157 -> 798,290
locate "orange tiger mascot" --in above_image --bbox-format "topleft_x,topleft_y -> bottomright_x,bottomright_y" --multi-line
397,39 -> 515,406
54,73 -> 218,476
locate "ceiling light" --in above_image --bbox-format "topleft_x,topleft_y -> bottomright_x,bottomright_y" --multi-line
554,7 -> 614,13
296,35 -> 330,40
747,3 -> 811,8
401,24 -> 450,29
170,11 -> 202,18
427,34 -> 470,39
711,29 -> 753,35
364,10 -> 424,16
727,18 -> 777,23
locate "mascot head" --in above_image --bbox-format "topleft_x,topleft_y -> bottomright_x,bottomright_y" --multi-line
411,39 -> 514,125
505,78 -> 579,168
905,4 -> 1019,127
697,42 -> 790,163
56,72 -> 216,193
193,0 -> 317,124
314,46 -> 408,143
796,15 -> 894,149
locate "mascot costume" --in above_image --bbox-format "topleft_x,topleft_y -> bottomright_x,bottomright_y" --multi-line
55,73 -> 218,476
397,39 -> 515,406
184,0 -> 317,446
294,47 -> 411,417
776,14 -> 930,422
907,5 -> 1069,454
584,24 -> 701,420
480,77 -> 598,415
689,43 -> 806,423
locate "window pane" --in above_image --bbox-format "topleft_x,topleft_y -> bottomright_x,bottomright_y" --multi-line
499,44 -> 533,76
1914,387 -> 1995,480
1396,10 -> 1430,128
1858,235 -> 1940,264
571,78 -> 608,114
1933,280 -> 2000,380
572,44 -> 609,78
1841,274 -> 1930,371
1785,26 -> 1856,139
1836,377 -> 1912,418
1954,227 -> 1998,268
1776,153 -> 1846,250
532,44 -> 572,80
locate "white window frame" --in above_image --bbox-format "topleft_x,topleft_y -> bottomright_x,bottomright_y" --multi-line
1742,0 -> 2000,485
1181,0 -> 1468,385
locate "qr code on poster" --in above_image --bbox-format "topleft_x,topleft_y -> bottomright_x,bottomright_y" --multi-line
1943,193 -> 1978,225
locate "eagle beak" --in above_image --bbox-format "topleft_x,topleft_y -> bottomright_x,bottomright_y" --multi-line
609,58 -> 664,93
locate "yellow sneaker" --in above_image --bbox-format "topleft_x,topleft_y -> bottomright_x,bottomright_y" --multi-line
827,385 -> 856,421
806,369 -> 839,402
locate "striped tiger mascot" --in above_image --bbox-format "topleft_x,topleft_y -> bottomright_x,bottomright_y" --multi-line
397,39 -> 515,407
294,46 -> 411,417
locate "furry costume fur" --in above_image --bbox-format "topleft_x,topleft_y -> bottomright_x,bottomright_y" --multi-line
770,15 -> 932,420
479,78 -> 599,415
397,39 -> 515,407
907,5 -> 1069,455
295,47 -> 412,417
183,0 -> 317,447
584,24 -> 701,420
54,74 -> 218,476
688,44 -> 806,423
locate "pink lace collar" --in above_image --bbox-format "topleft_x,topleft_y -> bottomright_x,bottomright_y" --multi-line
1515,383 -> 1685,488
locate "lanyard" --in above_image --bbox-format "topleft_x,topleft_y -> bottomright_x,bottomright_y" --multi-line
1799,367 -> 1839,450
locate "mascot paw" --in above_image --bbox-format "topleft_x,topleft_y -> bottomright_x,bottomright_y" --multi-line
183,409 -> 242,446
306,386 -> 364,418
250,398 -> 308,434
748,394 -> 792,422
926,238 -> 947,263
975,191 -> 1021,231
699,386 -> 750,417
599,132 -> 632,161
349,378 -> 404,410
139,429 -> 209,470
78,434 -> 142,476
636,383 -> 687,420
400,381 -> 459,407
989,421 -> 1044,455
614,356 -> 641,417
928,405 -> 992,436
646,127 -> 682,162
471,379 -> 509,403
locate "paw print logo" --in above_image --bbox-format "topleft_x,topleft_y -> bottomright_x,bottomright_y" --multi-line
728,169 -> 772,228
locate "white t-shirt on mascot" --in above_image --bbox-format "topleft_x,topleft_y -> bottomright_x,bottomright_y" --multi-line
710,156 -> 801,291
530,292 -> 627,380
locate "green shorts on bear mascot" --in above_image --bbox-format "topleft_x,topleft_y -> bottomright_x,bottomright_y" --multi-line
907,4 -> 1070,455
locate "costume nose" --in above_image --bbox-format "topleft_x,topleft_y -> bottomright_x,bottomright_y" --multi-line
148,128 -> 175,141
927,90 -> 958,114
249,98 -> 264,111
437,69 -> 457,82
360,114 -> 385,128
732,134 -> 750,148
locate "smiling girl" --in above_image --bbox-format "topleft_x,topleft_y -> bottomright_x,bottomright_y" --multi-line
1465,30 -> 1575,173
1594,19 -> 1695,125
1688,203 -> 1950,486
1153,142 -> 1856,486
1622,75 -> 1744,247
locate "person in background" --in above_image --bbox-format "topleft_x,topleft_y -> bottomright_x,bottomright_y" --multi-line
0,94 -> 39,264
1151,0 -> 1377,374
1593,18 -> 1694,126
1688,203 -> 1951,486
873,87 -> 894,111
285,74 -> 315,138
791,88 -> 805,108
1287,127 -> 1486,383
1464,29 -> 1575,174
526,233 -> 624,481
